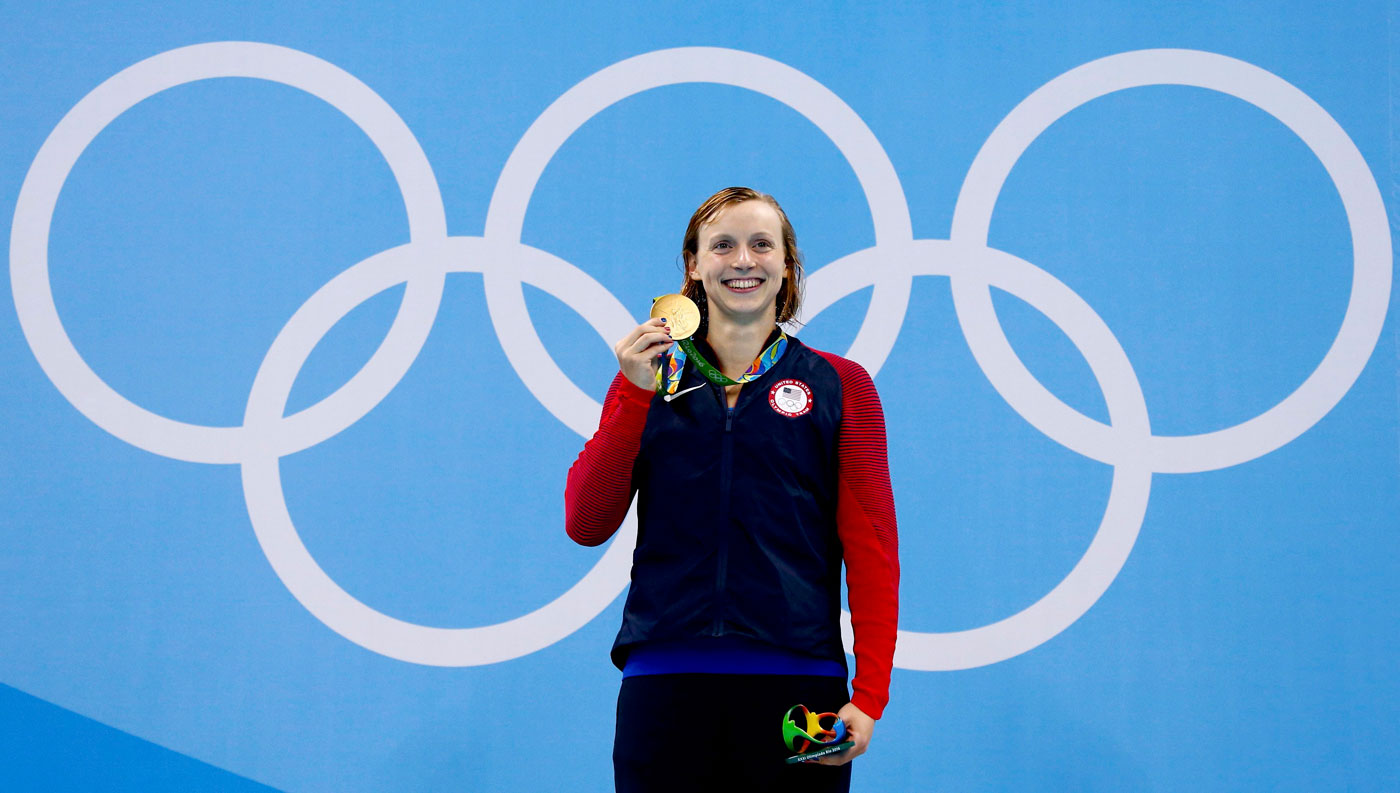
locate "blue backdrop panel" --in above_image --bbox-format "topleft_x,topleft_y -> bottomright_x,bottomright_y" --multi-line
1,2 -> 1396,791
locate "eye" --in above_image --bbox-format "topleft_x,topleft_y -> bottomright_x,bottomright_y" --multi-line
713,240 -> 732,250
754,239 -> 774,250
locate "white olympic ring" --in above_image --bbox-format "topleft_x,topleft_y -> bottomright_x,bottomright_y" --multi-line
10,43 -> 1391,671
10,42 -> 449,464
948,49 -> 1392,475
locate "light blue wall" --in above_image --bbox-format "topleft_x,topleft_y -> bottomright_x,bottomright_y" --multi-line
1,2 -> 1395,790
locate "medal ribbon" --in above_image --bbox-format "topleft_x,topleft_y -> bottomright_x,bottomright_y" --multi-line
656,331 -> 788,394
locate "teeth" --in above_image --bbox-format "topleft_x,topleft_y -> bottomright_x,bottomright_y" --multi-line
725,279 -> 762,288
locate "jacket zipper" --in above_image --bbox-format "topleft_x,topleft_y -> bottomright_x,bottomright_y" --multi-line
713,384 -> 734,635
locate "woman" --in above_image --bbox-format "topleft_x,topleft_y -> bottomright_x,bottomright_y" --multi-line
565,187 -> 899,792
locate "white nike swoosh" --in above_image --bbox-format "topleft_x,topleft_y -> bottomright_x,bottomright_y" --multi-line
663,383 -> 707,402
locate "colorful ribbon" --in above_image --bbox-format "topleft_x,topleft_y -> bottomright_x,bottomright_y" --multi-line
656,331 -> 788,395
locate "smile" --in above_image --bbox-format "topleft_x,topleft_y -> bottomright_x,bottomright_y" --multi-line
722,277 -> 765,292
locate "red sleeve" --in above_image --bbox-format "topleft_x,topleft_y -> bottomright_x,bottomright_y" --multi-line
564,372 -> 654,546
817,351 -> 900,720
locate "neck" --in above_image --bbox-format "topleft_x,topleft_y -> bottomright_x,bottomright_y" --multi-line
706,310 -> 776,379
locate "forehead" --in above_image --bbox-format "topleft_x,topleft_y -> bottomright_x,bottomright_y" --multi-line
699,200 -> 782,238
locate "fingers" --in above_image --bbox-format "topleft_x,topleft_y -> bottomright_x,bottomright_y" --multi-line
614,318 -> 671,357
807,701 -> 872,765
810,705 -> 871,766
631,330 -> 672,355
810,737 -> 864,766
618,317 -> 665,346
614,318 -> 675,391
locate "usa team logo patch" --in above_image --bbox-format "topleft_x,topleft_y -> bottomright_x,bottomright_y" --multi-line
768,379 -> 813,418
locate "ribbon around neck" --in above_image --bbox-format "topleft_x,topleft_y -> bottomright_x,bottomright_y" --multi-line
656,331 -> 788,394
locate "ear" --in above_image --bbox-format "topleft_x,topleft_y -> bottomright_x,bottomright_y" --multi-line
685,253 -> 701,280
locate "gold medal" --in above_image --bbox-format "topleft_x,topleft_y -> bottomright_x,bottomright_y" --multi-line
650,294 -> 700,340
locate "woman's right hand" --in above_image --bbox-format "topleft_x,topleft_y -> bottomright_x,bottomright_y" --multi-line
614,317 -> 673,392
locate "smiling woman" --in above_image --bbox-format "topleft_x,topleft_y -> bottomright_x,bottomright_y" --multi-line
565,187 -> 901,791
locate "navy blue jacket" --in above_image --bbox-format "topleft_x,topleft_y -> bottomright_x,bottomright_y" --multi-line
616,334 -> 847,668
566,333 -> 899,718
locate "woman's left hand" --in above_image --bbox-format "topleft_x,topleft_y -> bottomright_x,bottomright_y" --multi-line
809,702 -> 873,766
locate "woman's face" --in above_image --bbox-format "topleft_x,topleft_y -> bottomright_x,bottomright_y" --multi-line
687,200 -> 787,328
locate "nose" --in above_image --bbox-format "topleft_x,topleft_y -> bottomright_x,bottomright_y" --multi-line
735,245 -> 755,268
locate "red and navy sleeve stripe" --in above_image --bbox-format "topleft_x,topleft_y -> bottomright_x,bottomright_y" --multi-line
816,350 -> 901,720
564,372 -> 653,546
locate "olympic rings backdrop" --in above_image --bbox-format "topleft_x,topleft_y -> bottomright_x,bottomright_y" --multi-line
1,2 -> 1396,791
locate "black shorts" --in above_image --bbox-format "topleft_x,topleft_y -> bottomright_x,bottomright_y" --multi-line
613,673 -> 854,793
